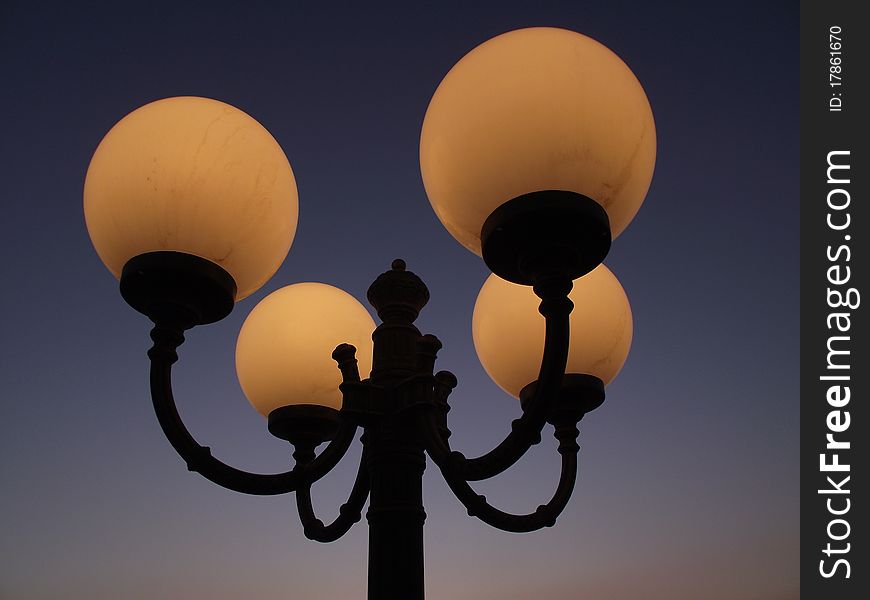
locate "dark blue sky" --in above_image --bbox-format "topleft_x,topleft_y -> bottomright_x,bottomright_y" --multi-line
1,2 -> 798,599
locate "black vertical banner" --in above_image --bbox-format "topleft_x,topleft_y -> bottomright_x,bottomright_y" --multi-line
801,2 -> 867,598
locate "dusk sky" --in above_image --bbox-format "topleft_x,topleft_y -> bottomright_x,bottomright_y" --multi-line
0,2 -> 798,599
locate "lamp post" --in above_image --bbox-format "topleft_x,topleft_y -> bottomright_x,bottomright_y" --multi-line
84,27 -> 655,600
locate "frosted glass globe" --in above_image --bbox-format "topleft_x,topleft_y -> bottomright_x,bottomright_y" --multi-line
235,283 -> 376,416
84,96 -> 298,300
420,27 -> 656,255
472,265 -> 633,398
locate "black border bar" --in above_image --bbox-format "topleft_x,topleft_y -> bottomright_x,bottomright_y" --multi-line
801,2 -> 867,597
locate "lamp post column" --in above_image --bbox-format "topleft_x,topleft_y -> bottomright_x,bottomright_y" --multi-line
365,260 -> 431,600
366,411 -> 426,600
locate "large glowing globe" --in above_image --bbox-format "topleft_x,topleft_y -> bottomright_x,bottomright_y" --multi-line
421,27 -> 656,255
84,96 -> 298,300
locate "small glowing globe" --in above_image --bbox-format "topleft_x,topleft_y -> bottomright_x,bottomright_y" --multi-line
473,265 -> 633,398
236,283 -> 376,416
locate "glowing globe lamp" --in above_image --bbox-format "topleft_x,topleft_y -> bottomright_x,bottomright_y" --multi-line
236,283 -> 376,416
84,96 -> 298,302
421,27 -> 655,283
473,264 -> 633,399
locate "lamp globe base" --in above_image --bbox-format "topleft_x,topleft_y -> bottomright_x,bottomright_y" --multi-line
480,191 -> 611,285
120,251 -> 237,328
268,405 -> 341,463
520,374 -> 605,426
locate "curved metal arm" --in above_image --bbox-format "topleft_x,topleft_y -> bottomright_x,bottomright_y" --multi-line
432,421 -> 580,533
422,276 -> 573,481
296,439 -> 370,542
148,323 -> 357,495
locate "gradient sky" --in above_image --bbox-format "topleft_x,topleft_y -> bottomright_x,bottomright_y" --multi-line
0,2 -> 798,599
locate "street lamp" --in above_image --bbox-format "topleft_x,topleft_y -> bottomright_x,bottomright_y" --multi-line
84,27 -> 655,600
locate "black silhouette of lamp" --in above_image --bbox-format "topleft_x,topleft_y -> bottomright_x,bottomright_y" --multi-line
84,27 -> 655,600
